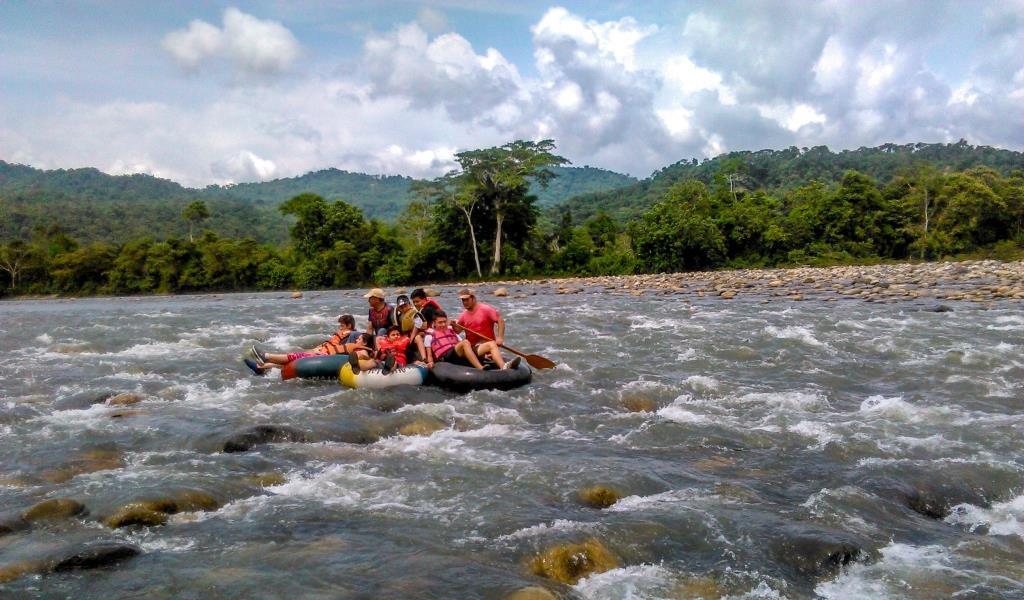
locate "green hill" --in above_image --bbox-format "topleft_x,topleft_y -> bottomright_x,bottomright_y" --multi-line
0,161 -> 634,244
557,140 -> 1024,222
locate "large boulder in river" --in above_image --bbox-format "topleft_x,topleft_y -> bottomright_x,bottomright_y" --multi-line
105,503 -> 169,528
772,524 -> 866,578
861,476 -> 991,520
22,498 -> 86,522
52,542 -> 141,572
529,538 -> 619,585
223,425 -> 309,452
578,485 -> 622,509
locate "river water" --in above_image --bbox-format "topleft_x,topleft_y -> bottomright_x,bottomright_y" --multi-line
1,288 -> 1022,598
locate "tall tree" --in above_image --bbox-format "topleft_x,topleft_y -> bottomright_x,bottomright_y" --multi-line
182,200 -> 210,242
453,140 -> 568,275
412,175 -> 484,278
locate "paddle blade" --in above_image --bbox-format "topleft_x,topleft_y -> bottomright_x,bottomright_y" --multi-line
524,354 -> 556,370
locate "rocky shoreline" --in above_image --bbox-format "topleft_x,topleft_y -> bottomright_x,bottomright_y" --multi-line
451,259 -> 1024,305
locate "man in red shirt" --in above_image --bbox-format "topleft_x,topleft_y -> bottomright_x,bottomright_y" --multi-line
453,288 -> 521,370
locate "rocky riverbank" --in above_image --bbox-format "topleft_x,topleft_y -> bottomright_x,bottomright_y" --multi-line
458,260 -> 1024,305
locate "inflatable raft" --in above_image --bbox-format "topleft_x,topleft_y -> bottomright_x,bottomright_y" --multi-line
339,363 -> 428,389
428,362 -> 532,393
281,354 -> 350,381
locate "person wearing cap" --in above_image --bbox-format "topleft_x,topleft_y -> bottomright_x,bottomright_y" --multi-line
247,314 -> 361,375
364,288 -> 398,336
453,288 -> 521,370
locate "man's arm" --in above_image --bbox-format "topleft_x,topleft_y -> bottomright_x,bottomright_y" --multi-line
494,313 -> 505,347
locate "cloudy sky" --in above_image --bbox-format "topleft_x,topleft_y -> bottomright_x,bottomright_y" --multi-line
1,1 -> 1022,186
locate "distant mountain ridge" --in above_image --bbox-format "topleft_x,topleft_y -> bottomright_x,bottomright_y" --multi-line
0,161 -> 636,243
4,141 -> 1023,243
557,140 -> 1024,222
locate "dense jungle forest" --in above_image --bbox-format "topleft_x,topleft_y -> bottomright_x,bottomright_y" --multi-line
1,140 -> 1022,297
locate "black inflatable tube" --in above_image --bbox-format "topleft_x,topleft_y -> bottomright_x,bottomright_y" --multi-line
427,362 -> 532,393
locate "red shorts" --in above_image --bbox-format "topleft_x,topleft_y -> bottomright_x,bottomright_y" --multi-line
286,352 -> 317,362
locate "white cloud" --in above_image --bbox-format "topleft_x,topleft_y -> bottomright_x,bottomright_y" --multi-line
161,7 -> 300,76
211,150 -> 278,182
6,3 -> 1024,187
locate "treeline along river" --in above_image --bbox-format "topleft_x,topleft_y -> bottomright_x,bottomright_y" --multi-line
0,285 -> 1022,598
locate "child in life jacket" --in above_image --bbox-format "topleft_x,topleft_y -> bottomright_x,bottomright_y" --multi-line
425,311 -> 503,370
374,325 -> 411,374
248,315 -> 361,375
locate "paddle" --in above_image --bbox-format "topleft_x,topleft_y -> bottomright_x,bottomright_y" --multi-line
454,324 -> 556,370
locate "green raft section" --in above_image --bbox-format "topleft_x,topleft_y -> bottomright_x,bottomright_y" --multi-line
280,354 -> 349,381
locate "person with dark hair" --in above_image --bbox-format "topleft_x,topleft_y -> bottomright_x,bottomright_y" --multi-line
247,314 -> 361,375
409,288 -> 442,363
346,332 -> 379,374
373,325 -> 412,374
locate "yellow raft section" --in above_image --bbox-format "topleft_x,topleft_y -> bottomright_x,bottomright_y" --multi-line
339,362 -> 428,389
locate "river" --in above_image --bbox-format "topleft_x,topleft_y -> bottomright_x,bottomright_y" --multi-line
1,287 -> 1022,598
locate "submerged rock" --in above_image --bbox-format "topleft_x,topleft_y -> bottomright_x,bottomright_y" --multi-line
21,498 -> 86,522
529,538 -> 619,585
53,542 -> 141,571
578,485 -> 622,509
106,392 -> 143,406
674,575 -> 726,599
105,503 -> 169,528
773,525 -> 865,577
0,560 -> 47,583
40,448 -> 125,484
0,513 -> 29,535
53,391 -> 117,411
397,416 -> 448,437
223,425 -> 309,452
620,393 -> 657,413
245,472 -> 287,488
506,586 -> 558,600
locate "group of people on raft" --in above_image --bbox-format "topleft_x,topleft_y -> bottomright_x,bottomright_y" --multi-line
248,287 -> 522,376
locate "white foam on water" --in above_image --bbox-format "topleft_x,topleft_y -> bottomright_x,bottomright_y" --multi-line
735,390 -> 827,410
945,494 -> 1024,539
573,564 -> 677,600
179,378 -> 252,408
105,338 -> 201,358
35,333 -> 53,343
265,463 -> 427,515
371,424 -> 529,467
278,314 -> 334,325
656,405 -> 709,424
764,325 -> 825,347
105,371 -> 169,383
858,395 -> 953,423
248,398 -> 318,418
684,375 -> 719,393
677,348 -> 697,361
789,420 -> 838,447
815,542 -> 953,599
494,518 -> 595,542
605,488 -> 707,512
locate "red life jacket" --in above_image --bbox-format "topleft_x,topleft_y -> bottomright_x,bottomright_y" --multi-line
368,303 -> 396,331
430,328 -> 460,358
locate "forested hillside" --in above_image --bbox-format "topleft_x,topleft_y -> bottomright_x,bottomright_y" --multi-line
557,141 -> 1024,222
0,161 -> 633,243
2,139 -> 1022,299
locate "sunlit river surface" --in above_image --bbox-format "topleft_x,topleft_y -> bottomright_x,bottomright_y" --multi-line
1,288 -> 1022,599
